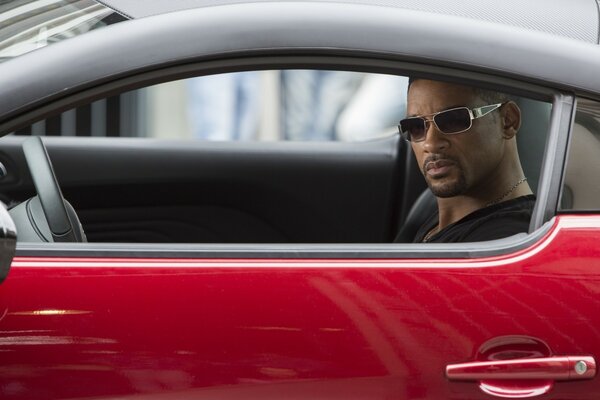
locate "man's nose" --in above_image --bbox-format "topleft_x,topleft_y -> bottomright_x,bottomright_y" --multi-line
422,120 -> 449,152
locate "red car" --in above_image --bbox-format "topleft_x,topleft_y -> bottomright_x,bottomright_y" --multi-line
0,0 -> 599,398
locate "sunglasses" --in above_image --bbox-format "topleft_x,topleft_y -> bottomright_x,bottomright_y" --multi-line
398,102 -> 505,142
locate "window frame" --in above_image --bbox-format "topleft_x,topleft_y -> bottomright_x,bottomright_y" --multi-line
4,56 -> 574,260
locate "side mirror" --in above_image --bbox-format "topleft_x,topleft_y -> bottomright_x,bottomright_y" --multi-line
0,200 -> 17,283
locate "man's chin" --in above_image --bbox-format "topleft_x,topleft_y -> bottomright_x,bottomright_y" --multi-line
427,178 -> 467,198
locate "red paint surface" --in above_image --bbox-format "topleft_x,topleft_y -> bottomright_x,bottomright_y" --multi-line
1,215 -> 599,399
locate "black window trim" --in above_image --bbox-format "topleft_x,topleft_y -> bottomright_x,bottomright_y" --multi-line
6,56 -> 575,260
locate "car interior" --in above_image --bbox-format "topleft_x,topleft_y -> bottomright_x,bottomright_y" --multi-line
0,70 -> 552,245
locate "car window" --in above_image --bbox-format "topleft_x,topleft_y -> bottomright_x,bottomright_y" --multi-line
560,97 -> 600,211
0,0 -> 126,64
6,70 -> 553,245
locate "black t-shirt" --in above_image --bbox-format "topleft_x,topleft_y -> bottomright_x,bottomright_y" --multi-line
413,195 -> 536,243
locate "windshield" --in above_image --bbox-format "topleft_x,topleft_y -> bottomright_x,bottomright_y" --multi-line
0,0 -> 126,63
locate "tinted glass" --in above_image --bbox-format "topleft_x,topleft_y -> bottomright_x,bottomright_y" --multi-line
434,108 -> 471,133
399,118 -> 426,141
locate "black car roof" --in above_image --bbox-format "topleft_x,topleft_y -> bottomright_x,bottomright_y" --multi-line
100,0 -> 600,44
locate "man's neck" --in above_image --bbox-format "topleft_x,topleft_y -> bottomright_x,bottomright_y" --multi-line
435,181 -> 533,231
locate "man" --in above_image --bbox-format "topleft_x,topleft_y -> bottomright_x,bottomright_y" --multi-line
399,79 -> 535,243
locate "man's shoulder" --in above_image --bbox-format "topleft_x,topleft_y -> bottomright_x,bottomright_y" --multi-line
459,195 -> 535,241
426,195 -> 536,243
466,194 -> 536,222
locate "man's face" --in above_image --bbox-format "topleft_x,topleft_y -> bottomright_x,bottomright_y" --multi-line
407,80 -> 506,198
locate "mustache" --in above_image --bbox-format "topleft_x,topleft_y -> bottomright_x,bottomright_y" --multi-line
422,154 -> 458,172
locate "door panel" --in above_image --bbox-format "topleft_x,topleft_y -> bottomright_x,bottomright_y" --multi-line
0,215 -> 598,399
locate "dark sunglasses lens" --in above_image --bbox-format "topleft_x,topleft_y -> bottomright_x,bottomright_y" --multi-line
399,118 -> 426,141
434,108 -> 471,134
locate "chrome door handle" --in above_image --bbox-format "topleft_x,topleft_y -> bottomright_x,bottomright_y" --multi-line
446,356 -> 596,380
446,356 -> 596,398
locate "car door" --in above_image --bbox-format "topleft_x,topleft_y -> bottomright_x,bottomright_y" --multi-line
1,2 -> 600,399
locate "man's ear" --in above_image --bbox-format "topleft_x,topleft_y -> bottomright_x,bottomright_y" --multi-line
501,101 -> 521,139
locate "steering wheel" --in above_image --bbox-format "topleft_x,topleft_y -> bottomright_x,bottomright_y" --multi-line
21,137 -> 85,242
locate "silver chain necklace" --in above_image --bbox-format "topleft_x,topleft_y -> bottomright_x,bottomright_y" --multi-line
422,177 -> 528,243
486,177 -> 528,207
422,225 -> 440,242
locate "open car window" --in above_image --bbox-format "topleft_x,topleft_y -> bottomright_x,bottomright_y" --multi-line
5,69 -> 552,247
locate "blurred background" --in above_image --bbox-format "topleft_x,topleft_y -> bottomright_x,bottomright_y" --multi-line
14,70 -> 409,142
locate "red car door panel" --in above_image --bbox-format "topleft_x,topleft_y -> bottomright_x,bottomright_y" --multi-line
0,215 -> 598,399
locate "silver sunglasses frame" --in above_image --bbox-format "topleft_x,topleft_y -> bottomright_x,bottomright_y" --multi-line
398,102 -> 505,142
